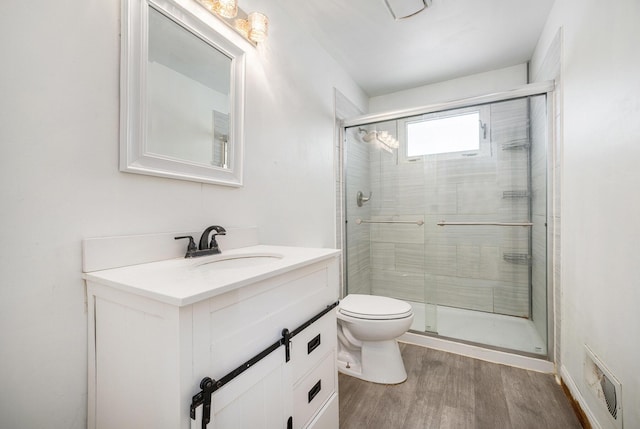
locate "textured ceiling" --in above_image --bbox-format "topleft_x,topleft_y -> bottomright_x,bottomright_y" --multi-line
278,0 -> 556,96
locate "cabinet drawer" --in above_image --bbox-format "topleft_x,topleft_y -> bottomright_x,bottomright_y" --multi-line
305,392 -> 338,429
291,309 -> 337,382
293,351 -> 336,429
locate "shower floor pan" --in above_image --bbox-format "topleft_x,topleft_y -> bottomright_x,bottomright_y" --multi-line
408,301 -> 547,355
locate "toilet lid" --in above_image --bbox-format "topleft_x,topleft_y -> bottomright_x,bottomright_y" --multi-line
339,294 -> 413,320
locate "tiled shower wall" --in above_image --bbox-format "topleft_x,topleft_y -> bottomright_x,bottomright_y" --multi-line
345,127 -> 372,296
335,89 -> 365,297
346,98 -> 547,319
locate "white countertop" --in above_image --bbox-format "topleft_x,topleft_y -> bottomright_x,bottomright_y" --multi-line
83,245 -> 340,306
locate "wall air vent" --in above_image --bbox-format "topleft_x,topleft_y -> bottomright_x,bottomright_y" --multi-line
583,345 -> 623,429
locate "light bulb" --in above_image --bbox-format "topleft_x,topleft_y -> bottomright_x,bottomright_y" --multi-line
214,0 -> 237,19
248,12 -> 268,43
199,0 -> 215,11
234,18 -> 249,39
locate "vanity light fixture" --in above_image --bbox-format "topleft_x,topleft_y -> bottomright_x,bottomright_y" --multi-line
213,0 -> 238,19
196,0 -> 268,44
234,18 -> 250,39
247,12 -> 268,43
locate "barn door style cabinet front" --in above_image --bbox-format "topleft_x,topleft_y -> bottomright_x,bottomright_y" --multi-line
83,243 -> 340,429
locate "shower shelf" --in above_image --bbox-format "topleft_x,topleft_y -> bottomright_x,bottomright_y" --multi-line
501,139 -> 530,150
503,253 -> 531,265
502,190 -> 530,199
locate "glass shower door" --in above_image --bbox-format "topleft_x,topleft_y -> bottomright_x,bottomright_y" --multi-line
343,93 -> 548,356
417,96 -> 547,354
344,120 -> 430,328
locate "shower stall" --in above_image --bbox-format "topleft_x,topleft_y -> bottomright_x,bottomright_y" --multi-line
341,86 -> 552,357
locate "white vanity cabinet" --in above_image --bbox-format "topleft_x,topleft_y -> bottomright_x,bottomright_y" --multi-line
84,245 -> 340,429
289,313 -> 340,429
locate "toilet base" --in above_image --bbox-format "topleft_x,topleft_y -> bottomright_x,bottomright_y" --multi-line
337,339 -> 407,384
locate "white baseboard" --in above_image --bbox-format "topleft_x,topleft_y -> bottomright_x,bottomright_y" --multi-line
559,364 -> 602,429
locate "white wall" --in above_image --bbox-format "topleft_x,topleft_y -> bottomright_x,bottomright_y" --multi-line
532,1 -> 640,428
0,1 -> 366,427
369,63 -> 528,113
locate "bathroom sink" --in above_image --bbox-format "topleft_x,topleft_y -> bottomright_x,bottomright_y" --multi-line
195,254 -> 283,270
83,244 -> 340,306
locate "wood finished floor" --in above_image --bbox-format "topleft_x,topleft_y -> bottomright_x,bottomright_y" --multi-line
338,343 -> 583,429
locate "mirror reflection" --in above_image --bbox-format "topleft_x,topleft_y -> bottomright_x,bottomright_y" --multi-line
147,7 -> 231,168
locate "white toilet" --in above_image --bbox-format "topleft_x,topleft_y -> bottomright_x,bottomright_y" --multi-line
336,294 -> 414,384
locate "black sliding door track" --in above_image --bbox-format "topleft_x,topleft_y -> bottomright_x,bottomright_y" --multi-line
190,301 -> 339,428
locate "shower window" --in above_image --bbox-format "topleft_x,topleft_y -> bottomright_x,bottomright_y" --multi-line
400,106 -> 490,162
407,112 -> 480,156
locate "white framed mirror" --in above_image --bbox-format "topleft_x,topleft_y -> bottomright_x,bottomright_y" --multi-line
120,0 -> 246,186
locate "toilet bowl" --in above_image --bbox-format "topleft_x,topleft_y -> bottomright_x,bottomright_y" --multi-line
336,294 -> 414,384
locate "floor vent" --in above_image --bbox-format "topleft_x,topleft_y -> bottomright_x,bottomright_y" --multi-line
584,345 -> 623,428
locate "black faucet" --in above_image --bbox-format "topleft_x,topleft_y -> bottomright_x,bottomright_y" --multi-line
199,225 -> 226,253
175,225 -> 226,258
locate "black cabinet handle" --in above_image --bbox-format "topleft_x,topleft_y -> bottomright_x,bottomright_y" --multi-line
308,380 -> 321,403
307,334 -> 321,355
